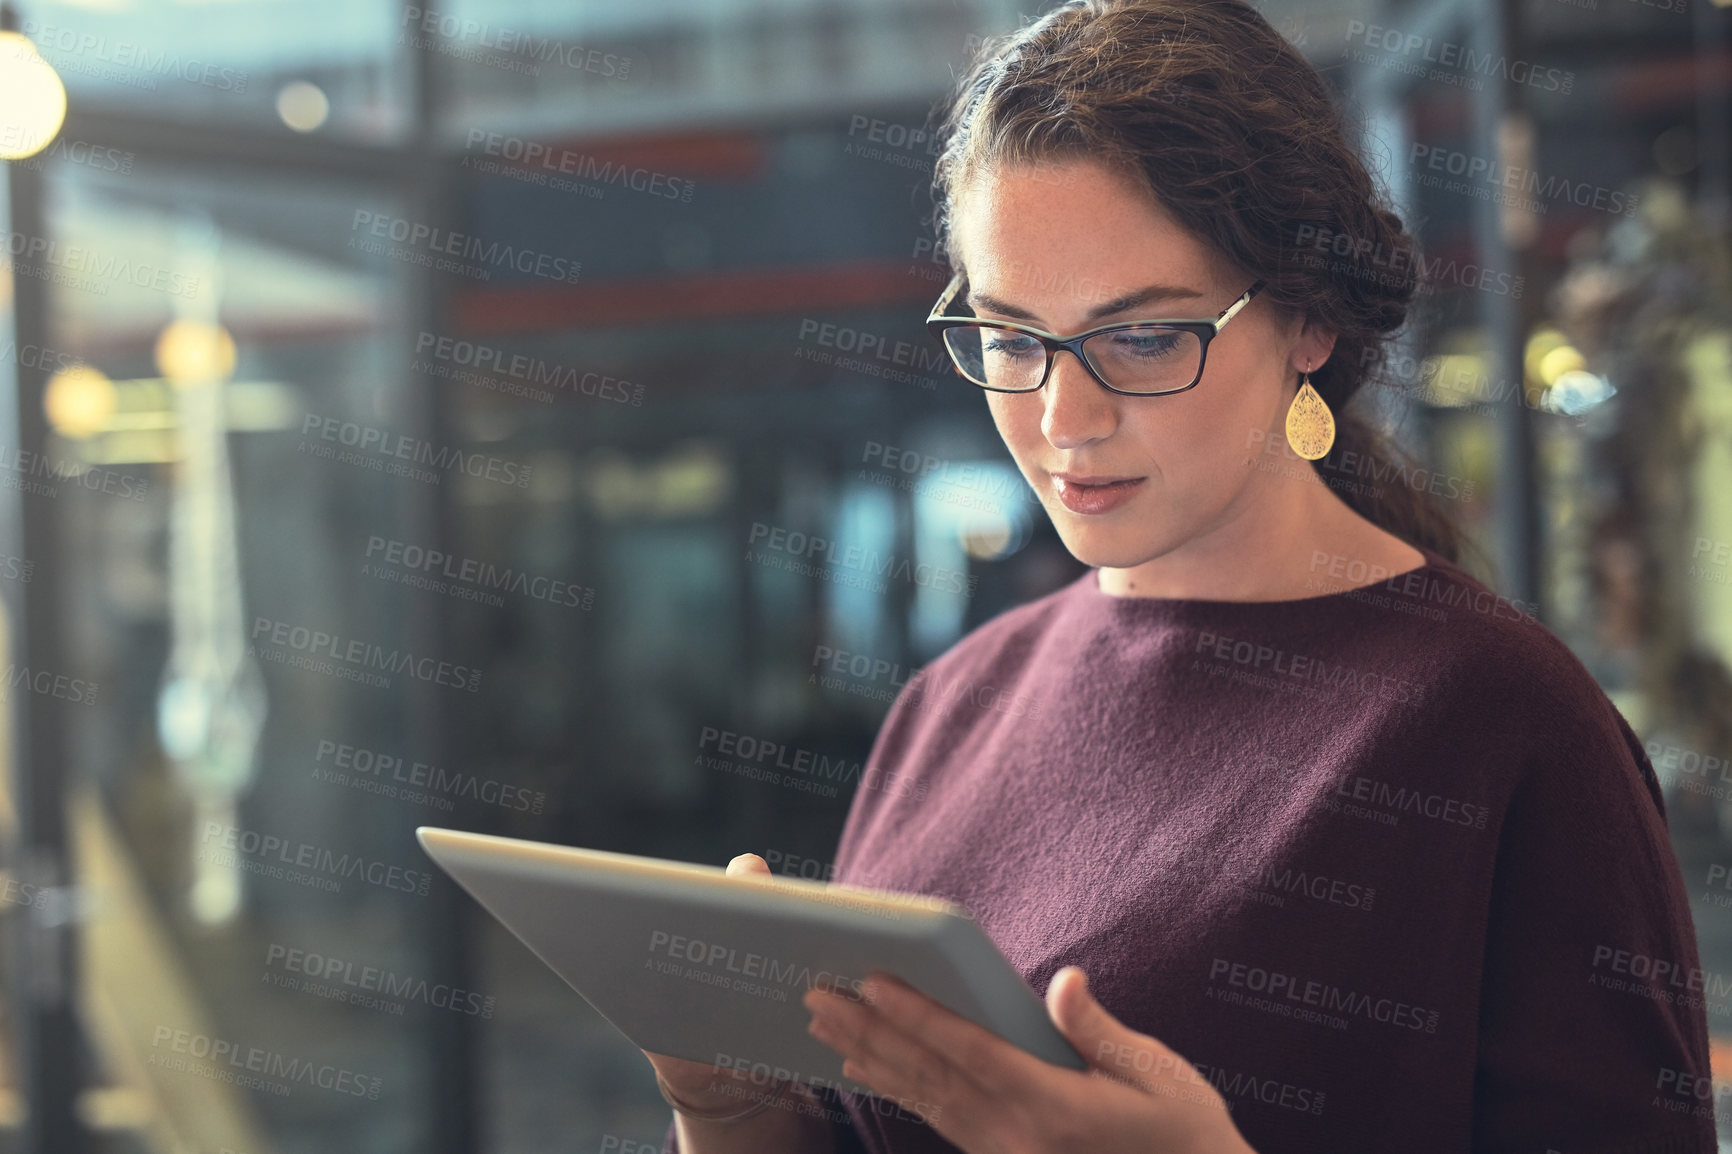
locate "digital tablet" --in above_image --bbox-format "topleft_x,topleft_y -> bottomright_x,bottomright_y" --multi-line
415,826 -> 1087,1097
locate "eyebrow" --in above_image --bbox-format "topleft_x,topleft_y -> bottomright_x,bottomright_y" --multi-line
965,282 -> 1208,325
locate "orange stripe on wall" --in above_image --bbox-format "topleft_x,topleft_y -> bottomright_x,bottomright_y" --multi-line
476,129 -> 771,182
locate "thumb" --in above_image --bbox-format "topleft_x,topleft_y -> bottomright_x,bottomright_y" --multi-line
1045,966 -> 1143,1072
726,852 -> 772,878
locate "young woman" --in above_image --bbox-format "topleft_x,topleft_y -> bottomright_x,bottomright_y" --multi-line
648,1 -> 1716,1150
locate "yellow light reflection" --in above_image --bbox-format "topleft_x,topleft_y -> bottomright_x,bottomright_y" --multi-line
44,364 -> 117,439
154,321 -> 237,387
0,31 -> 68,161
1538,344 -> 1587,386
1523,328 -> 1569,383
959,512 -> 1013,560
1421,354 -> 1488,407
276,80 -> 330,133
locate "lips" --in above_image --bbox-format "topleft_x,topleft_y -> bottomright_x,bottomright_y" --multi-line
1052,473 -> 1142,488
1051,472 -> 1145,515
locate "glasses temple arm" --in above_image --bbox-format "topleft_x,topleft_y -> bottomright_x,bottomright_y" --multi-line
1214,280 -> 1265,327
928,273 -> 965,324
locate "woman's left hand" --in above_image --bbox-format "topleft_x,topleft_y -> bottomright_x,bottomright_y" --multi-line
803,965 -> 1257,1154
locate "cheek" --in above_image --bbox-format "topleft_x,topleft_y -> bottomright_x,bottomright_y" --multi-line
1161,370 -> 1276,469
985,393 -> 1041,453
1123,390 -> 1243,474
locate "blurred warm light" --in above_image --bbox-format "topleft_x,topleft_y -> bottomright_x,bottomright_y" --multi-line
588,444 -> 731,519
154,321 -> 237,386
1497,112 -> 1540,250
0,31 -> 68,161
655,448 -> 731,514
1420,354 -> 1488,407
1524,328 -> 1569,382
959,512 -> 1014,560
44,365 -> 118,439
276,80 -> 330,133
1538,344 -> 1587,387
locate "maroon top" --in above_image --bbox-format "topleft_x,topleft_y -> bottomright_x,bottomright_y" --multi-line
667,545 -> 1717,1153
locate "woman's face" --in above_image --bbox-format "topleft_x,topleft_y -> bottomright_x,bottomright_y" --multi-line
950,157 -> 1332,571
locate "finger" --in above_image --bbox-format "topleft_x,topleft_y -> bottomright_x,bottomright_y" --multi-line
806,971 -> 1060,1133
807,1001 -> 985,1137
855,971 -> 1075,1099
641,1049 -> 739,1105
643,1051 -> 719,1085
809,985 -> 1051,1148
1043,969 -> 1214,1101
808,987 -> 960,1107
726,853 -> 770,876
1045,966 -> 1144,1073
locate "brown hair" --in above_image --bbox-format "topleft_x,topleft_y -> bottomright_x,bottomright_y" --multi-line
931,0 -> 1465,564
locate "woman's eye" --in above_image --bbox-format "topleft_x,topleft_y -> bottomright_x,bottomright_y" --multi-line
984,334 -> 1041,357
1108,331 -> 1182,357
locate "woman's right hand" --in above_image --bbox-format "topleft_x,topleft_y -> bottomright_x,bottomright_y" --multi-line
640,853 -> 801,1112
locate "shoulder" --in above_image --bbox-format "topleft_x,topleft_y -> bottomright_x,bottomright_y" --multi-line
1398,552 -> 1660,809
1409,553 -> 1596,702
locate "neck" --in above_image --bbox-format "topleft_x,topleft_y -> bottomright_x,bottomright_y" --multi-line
1095,474 -> 1421,601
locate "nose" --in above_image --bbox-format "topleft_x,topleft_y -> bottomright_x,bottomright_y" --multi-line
1039,347 -> 1118,450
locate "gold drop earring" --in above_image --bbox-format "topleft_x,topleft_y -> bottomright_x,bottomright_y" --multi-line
1284,360 -> 1335,460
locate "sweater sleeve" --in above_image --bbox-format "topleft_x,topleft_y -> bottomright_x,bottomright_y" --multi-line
1469,688 -> 1718,1152
832,665 -> 935,884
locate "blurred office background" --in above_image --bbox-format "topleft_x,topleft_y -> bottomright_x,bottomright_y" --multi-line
0,0 -> 1727,1150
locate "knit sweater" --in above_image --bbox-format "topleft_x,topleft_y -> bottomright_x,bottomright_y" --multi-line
668,544 -> 1717,1153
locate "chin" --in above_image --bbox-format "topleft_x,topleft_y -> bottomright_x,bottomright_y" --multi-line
1047,520 -> 1166,571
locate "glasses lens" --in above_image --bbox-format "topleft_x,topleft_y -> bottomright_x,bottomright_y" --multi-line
1080,327 -> 1204,394
941,325 -> 1048,391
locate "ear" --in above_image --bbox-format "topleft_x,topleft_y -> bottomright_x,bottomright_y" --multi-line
1290,320 -> 1338,378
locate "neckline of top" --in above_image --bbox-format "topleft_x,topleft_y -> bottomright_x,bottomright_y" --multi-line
1076,543 -> 1453,612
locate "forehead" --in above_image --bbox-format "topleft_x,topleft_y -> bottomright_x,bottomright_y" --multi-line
949,158 -> 1217,295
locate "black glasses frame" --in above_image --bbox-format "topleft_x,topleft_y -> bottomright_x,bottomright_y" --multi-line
924,273 -> 1266,396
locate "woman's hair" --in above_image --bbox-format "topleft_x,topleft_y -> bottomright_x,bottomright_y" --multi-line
931,0 -> 1465,564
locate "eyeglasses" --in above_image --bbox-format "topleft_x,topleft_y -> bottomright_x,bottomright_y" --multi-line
925,273 -> 1265,396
